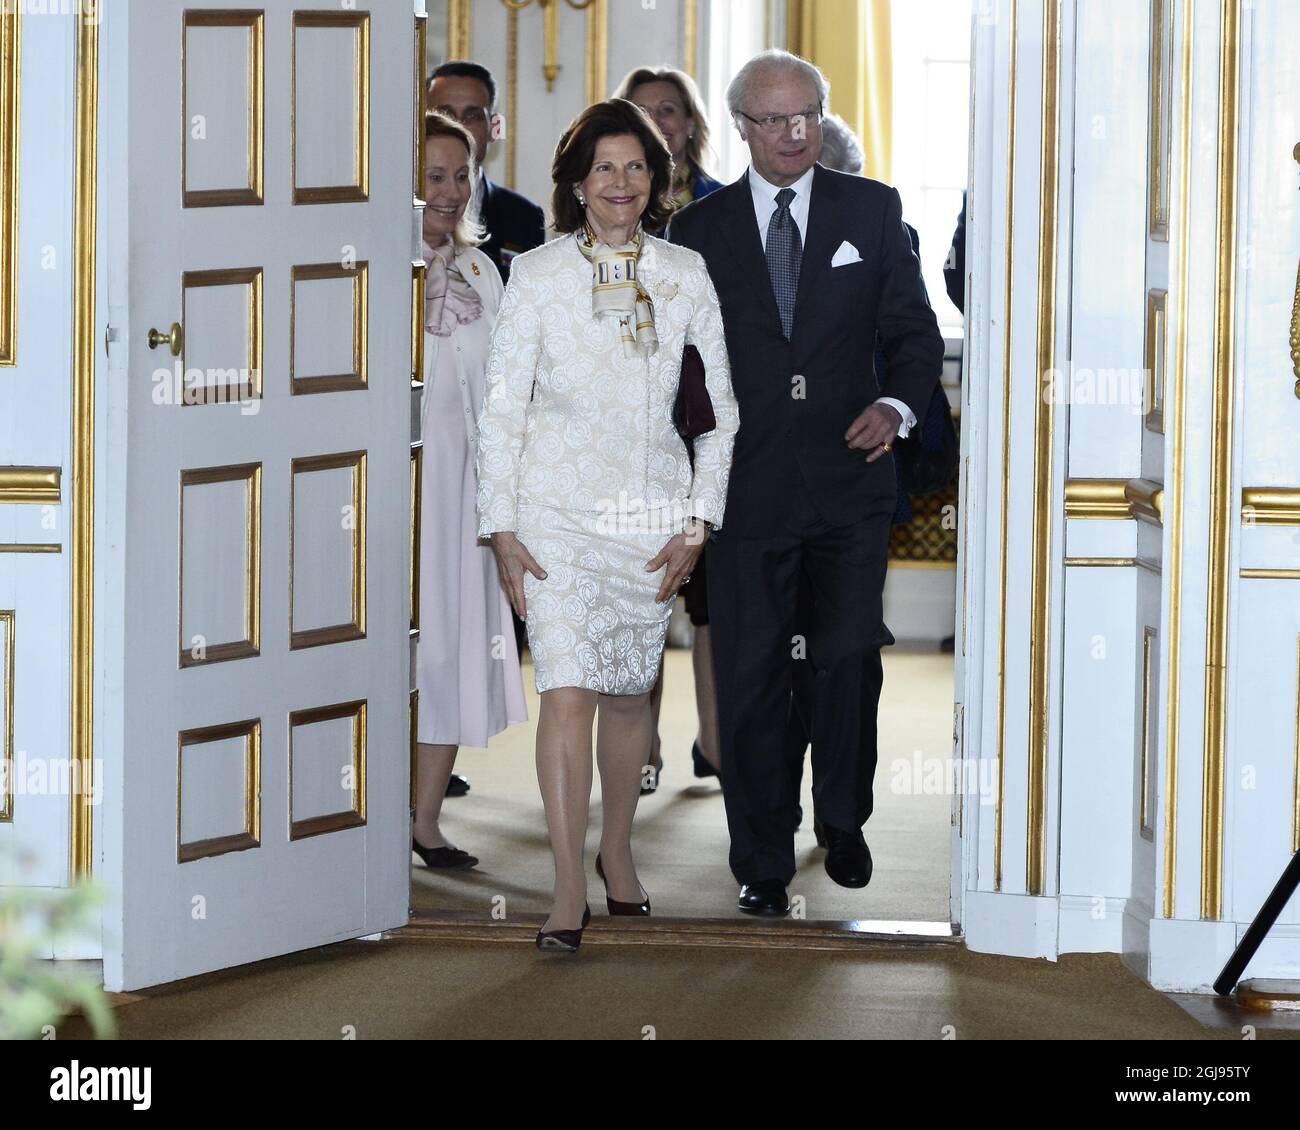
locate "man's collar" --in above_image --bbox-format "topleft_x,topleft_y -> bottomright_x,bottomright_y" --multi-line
748,163 -> 816,202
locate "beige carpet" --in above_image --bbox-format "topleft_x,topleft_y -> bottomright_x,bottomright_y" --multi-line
413,645 -> 953,923
68,941 -> 1298,1041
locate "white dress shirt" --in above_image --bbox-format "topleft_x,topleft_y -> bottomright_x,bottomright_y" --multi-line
747,165 -> 917,438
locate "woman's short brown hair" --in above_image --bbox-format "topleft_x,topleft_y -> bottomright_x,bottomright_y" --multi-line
550,99 -> 674,235
424,110 -> 486,249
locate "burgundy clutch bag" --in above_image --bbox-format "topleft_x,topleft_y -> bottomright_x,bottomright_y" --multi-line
673,344 -> 716,440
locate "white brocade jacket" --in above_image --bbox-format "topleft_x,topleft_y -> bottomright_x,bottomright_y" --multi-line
475,233 -> 739,538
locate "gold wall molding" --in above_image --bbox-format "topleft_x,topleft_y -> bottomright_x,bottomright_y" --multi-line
1163,0 -> 1195,921
1,610 -> 12,822
176,718 -> 262,864
1201,0 -> 1242,922
1063,478 -> 1163,524
1145,287 -> 1168,432
683,0 -> 698,76
1063,557 -> 1138,568
0,543 -> 60,554
1126,478 -> 1165,526
70,9 -> 97,882
1,6 -> 18,366
1026,0 -> 1063,897
1148,0 -> 1173,240
449,0 -> 473,60
502,0 -> 607,187
0,466 -> 60,504
1241,487 -> 1300,526
1064,479 -> 1130,520
1291,141 -> 1299,399
994,0 -> 1021,892
1239,568 -> 1300,580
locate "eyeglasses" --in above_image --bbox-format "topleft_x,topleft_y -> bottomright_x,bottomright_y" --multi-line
736,108 -> 824,135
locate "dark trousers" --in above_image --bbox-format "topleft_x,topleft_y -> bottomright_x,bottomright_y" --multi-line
708,479 -> 894,886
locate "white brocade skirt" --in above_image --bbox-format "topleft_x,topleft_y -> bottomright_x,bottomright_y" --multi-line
517,502 -> 680,696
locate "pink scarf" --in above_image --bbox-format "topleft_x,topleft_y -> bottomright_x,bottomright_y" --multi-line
422,238 -> 484,338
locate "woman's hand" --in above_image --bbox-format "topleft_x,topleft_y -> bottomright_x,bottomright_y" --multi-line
645,519 -> 709,603
489,531 -> 547,620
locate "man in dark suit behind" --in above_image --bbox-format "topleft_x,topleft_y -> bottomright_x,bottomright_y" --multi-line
428,61 -> 546,282
668,50 -> 943,916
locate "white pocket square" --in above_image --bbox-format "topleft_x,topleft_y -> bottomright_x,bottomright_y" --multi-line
831,241 -> 863,268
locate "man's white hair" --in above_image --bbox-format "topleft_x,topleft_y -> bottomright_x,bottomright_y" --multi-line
725,49 -> 830,119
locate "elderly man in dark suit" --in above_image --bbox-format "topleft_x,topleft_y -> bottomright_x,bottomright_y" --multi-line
669,50 -> 943,916
428,61 -> 546,283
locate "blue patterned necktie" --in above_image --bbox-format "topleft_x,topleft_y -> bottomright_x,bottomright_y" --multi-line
765,187 -> 802,339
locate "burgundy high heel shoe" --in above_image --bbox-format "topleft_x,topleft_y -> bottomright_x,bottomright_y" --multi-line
535,903 -> 592,953
595,854 -> 651,916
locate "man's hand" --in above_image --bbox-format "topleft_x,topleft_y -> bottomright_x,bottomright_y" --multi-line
845,402 -> 904,463
488,531 -> 547,620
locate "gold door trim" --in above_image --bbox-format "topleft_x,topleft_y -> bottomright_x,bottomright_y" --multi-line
178,462 -> 262,669
410,442 -> 423,632
411,259 -> 426,384
290,261 -> 369,395
1240,568 -> 1300,580
0,466 -> 60,504
1125,478 -> 1165,527
1063,557 -> 1138,568
70,9 -> 98,881
288,698 -> 368,840
1148,0 -> 1174,240
1201,0 -> 1242,921
1145,287 -> 1169,433
290,450 -> 368,651
181,266 -> 264,404
181,9 -> 265,208
177,718 -> 262,864
414,13 -> 428,206
993,0 -> 1021,893
1163,0 -> 1196,921
1140,627 -> 1158,840
291,11 -> 371,206
1026,0 -> 1063,897
1,610 -> 13,822
409,688 -> 419,813
1241,488 -> 1300,526
0,6 -> 18,366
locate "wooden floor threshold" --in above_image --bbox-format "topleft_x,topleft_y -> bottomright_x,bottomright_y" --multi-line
394,911 -> 962,952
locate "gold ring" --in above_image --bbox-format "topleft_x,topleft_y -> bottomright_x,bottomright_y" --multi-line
881,442 -> 893,453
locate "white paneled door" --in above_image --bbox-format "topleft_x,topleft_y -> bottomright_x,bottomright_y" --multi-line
102,2 -> 416,991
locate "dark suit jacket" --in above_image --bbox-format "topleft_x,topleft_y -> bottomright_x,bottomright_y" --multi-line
667,164 -> 944,537
480,177 -> 546,283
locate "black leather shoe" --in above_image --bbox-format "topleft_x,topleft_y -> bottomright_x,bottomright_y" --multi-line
444,773 -> 470,798
412,838 -> 478,870
737,880 -> 790,916
821,824 -> 872,888
691,741 -> 720,780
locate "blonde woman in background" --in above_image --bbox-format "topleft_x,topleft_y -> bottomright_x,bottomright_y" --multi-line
412,112 -> 527,872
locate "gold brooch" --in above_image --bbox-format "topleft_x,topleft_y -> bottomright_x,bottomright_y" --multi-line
471,262 -> 481,276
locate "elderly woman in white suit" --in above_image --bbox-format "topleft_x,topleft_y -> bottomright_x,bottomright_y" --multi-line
476,100 -> 739,951
411,112 -> 527,873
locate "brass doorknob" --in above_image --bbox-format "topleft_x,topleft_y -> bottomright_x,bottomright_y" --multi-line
148,322 -> 184,357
